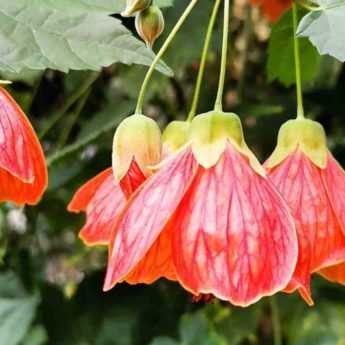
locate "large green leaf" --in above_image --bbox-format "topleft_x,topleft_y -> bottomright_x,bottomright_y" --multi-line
297,0 -> 345,62
57,0 -> 174,14
0,272 -> 39,345
267,9 -> 321,86
0,0 -> 172,74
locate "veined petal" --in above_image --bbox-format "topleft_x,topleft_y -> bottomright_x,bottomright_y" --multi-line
319,263 -> 345,285
104,147 -> 197,291
68,168 -> 126,246
171,142 -> 297,307
322,153 -> 345,233
267,150 -> 345,305
119,158 -> 146,198
0,87 -> 47,205
123,225 -> 177,284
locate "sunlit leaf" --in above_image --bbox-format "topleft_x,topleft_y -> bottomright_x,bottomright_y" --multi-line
297,0 -> 345,62
0,0 -> 172,75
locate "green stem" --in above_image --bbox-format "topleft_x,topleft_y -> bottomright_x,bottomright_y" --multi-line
135,0 -> 199,115
270,297 -> 282,345
39,72 -> 99,139
187,0 -> 222,122
292,2 -> 305,119
56,87 -> 91,150
214,0 -> 230,112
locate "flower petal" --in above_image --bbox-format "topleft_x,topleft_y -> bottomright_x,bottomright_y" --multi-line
123,224 -> 177,284
104,147 -> 197,291
319,263 -> 345,285
322,153 -> 345,233
267,150 -> 345,304
171,142 -> 297,307
0,87 -> 47,205
68,168 -> 126,246
119,158 -> 146,198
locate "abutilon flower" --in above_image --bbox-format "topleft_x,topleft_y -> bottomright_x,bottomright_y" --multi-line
104,111 -> 298,307
265,118 -> 345,305
0,86 -> 47,205
251,0 -> 292,22
68,114 -> 161,246
69,115 -> 182,284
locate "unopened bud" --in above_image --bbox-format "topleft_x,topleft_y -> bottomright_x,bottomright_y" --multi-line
135,6 -> 165,48
121,0 -> 151,17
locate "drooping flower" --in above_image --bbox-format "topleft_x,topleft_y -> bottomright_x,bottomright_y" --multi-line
251,0 -> 292,22
68,114 -> 161,245
0,86 -> 47,205
104,111 -> 298,307
265,118 -> 345,305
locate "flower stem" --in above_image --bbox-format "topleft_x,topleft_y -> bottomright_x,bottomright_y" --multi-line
270,296 -> 282,345
214,0 -> 230,112
187,0 -> 222,122
135,0 -> 199,115
292,2 -> 305,119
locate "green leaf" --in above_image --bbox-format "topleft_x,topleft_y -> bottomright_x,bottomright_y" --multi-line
297,1 -> 345,62
149,337 -> 179,345
179,312 -> 225,345
0,0 -> 172,75
267,9 -> 321,86
0,272 -> 39,345
21,326 -> 48,345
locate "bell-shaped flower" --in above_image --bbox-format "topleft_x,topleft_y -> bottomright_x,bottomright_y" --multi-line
251,0 -> 291,22
265,118 -> 345,305
0,86 -> 47,205
104,111 -> 298,307
68,114 -> 161,245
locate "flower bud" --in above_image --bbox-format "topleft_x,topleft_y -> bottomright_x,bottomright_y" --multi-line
112,114 -> 162,182
162,121 -> 191,157
121,0 -> 151,17
135,6 -> 165,48
267,118 -> 328,169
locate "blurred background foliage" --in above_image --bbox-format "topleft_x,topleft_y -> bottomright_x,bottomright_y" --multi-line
1,0 -> 345,344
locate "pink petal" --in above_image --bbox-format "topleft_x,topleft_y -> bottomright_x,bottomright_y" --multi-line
322,153 -> 345,233
267,150 -> 345,305
171,142 -> 297,307
68,168 -> 126,246
104,147 -> 197,291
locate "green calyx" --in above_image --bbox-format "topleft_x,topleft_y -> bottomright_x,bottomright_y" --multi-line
189,110 -> 265,176
162,121 -> 191,153
267,118 -> 328,169
112,114 -> 162,181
